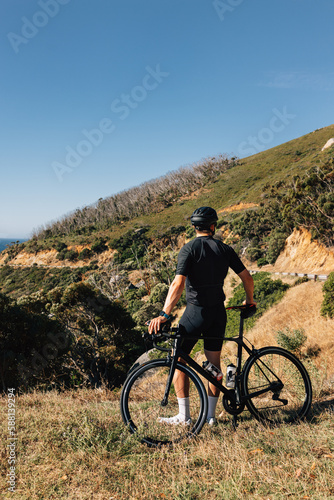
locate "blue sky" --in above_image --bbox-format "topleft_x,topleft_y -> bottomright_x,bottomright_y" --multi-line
1,0 -> 333,238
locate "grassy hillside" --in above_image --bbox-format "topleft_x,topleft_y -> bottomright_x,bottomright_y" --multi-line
0,126 -> 333,394
1,125 -> 333,296
15,124 -> 334,247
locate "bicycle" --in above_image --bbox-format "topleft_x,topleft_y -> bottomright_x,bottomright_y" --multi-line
120,305 -> 312,447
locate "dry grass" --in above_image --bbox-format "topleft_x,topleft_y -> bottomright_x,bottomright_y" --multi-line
221,281 -> 334,396
1,387 -> 334,499
1,281 -> 334,499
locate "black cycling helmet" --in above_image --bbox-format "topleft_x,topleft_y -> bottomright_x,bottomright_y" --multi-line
190,206 -> 218,230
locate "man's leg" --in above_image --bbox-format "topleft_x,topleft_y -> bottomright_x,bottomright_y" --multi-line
158,307 -> 196,424
204,349 -> 222,424
205,350 -> 222,396
158,359 -> 191,424
173,359 -> 190,398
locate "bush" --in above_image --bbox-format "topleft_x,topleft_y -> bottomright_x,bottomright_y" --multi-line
55,241 -> 67,252
56,251 -> 66,261
78,248 -> 93,260
246,246 -> 263,261
123,288 -> 146,315
111,230 -> 150,266
148,283 -> 169,305
91,238 -> 108,254
266,229 -> 289,264
185,225 -> 196,239
257,257 -> 268,267
65,250 -> 78,261
0,292 -> 71,390
133,303 -> 162,327
293,276 -> 310,286
225,272 -> 290,337
321,272 -> 334,319
276,328 -> 307,354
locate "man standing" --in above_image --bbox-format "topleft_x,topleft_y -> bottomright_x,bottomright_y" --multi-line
148,206 -> 255,425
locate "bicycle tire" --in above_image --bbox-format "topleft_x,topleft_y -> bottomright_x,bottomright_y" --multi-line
120,358 -> 208,447
242,346 -> 312,424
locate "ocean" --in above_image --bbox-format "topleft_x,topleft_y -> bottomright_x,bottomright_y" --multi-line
0,238 -> 27,253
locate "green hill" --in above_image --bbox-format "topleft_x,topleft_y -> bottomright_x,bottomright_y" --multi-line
0,124 -> 333,298
29,123 -> 334,244
0,125 -> 333,393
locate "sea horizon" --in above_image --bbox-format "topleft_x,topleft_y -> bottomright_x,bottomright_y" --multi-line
0,238 -> 28,254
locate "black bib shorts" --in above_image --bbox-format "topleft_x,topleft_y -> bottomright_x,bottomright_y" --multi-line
179,302 -> 227,354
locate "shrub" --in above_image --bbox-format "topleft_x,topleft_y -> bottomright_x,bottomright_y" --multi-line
56,251 -> 66,261
123,288 -> 146,315
246,246 -> 263,262
65,250 -> 78,261
133,303 -> 162,327
293,276 -> 310,286
91,238 -> 108,254
55,241 -> 67,252
78,248 -> 93,260
148,283 -> 169,305
225,272 -> 290,337
266,229 -> 289,264
111,230 -> 150,266
321,272 -> 334,319
257,257 -> 268,267
0,292 -> 71,390
276,328 -> 307,354
185,225 -> 196,239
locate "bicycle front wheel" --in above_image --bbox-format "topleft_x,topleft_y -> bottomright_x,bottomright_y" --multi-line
243,346 -> 312,424
120,358 -> 208,447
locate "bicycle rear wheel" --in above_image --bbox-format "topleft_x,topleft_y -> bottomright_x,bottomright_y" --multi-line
242,346 -> 312,424
120,358 -> 208,447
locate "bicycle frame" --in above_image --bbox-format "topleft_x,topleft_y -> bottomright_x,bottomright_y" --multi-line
155,310 -> 260,409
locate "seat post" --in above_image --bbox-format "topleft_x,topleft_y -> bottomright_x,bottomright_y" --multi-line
236,315 -> 244,373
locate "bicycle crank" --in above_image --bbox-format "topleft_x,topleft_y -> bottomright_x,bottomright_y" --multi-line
222,390 -> 245,415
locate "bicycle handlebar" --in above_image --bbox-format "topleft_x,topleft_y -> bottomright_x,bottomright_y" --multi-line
226,303 -> 257,318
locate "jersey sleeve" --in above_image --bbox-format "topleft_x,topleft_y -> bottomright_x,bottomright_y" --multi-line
176,245 -> 192,276
228,246 -> 246,274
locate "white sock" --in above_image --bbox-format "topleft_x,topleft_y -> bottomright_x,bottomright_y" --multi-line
177,397 -> 190,420
157,397 -> 191,425
207,396 -> 219,419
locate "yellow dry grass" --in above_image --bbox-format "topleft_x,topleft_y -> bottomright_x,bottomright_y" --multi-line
1,387 -> 333,499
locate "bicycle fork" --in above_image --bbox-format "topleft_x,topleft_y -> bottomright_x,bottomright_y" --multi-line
160,346 -> 179,407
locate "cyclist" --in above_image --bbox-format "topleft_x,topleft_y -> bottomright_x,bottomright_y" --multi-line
148,206 -> 255,425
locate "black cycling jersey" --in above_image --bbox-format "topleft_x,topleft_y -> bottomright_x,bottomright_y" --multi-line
176,236 -> 245,307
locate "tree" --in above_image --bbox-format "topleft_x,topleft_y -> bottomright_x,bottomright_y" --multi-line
56,282 -> 142,388
0,292 -> 70,391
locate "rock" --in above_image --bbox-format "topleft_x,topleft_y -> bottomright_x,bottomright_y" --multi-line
321,138 -> 334,151
274,228 -> 334,274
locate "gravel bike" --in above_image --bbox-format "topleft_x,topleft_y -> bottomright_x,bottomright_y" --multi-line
120,305 -> 312,447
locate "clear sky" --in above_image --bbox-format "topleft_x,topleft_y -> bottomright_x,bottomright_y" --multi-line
1,0 -> 333,238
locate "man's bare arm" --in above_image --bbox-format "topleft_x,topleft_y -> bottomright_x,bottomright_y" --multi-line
237,269 -> 255,304
148,275 -> 186,334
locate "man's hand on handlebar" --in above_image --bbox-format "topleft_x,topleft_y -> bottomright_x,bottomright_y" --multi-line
148,316 -> 168,335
